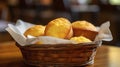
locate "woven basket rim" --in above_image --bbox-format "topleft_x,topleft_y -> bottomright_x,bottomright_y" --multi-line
16,41 -> 101,50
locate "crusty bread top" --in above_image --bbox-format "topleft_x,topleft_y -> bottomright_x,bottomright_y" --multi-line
45,18 -> 73,39
72,21 -> 97,31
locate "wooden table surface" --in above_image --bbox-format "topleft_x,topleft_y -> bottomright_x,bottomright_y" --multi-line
0,41 -> 120,67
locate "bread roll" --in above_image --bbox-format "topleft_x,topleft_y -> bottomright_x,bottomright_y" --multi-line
70,36 -> 92,43
24,25 -> 45,37
45,18 -> 73,39
72,21 -> 98,40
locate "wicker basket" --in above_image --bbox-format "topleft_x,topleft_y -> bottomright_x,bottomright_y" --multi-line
16,41 -> 101,67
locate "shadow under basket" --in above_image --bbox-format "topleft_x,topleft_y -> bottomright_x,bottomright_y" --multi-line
16,41 -> 102,67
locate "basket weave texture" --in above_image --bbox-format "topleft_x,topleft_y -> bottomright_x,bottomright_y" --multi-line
16,42 -> 100,66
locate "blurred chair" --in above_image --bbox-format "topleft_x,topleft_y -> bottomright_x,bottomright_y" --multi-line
0,3 -> 9,21
0,3 -> 10,32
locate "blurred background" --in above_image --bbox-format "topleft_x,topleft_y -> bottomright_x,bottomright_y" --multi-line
0,0 -> 120,46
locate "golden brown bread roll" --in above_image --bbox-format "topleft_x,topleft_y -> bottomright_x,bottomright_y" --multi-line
24,25 -> 45,37
70,36 -> 92,43
45,18 -> 73,39
72,21 -> 98,40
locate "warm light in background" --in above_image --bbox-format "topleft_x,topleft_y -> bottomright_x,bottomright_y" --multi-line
109,0 -> 120,5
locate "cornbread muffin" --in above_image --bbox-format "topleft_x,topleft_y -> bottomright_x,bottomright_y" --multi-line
45,18 -> 73,39
70,36 -> 92,43
72,21 -> 98,40
24,25 -> 45,37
